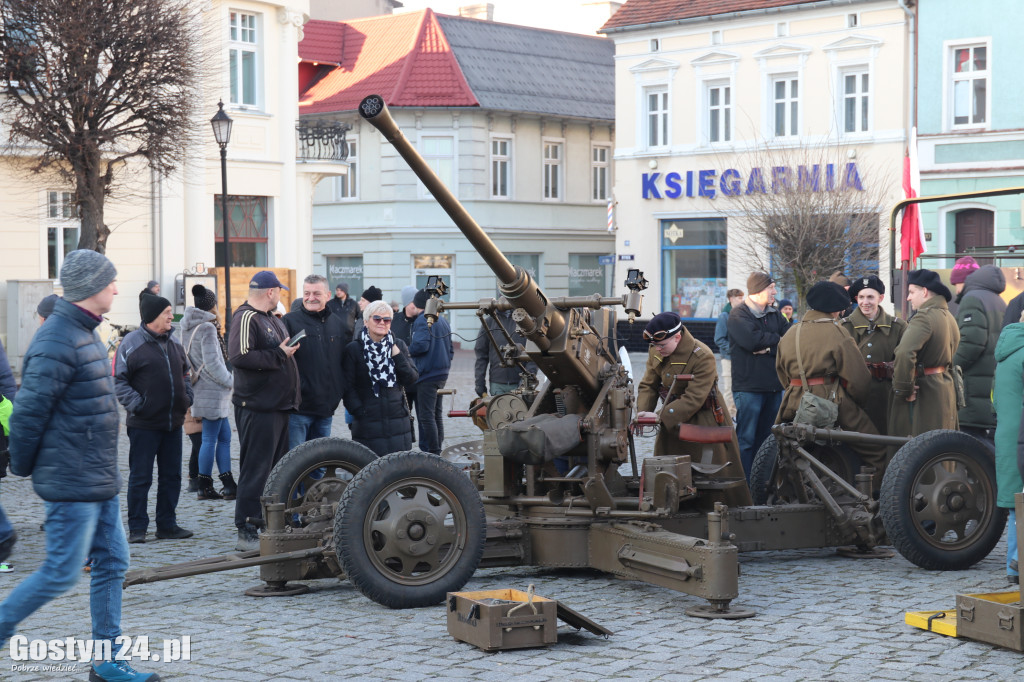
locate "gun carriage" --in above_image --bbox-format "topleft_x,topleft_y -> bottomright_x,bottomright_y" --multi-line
125,96 -> 1005,616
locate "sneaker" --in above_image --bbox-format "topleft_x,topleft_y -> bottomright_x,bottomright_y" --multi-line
0,562 -> 13,573
0,530 -> 15,564
89,659 -> 160,681
127,530 -> 146,544
155,525 -> 193,540
235,525 -> 259,552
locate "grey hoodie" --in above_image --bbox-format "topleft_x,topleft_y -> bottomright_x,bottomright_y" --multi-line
180,306 -> 233,420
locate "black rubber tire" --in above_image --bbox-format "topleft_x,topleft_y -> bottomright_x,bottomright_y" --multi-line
263,437 -> 378,527
335,451 -> 486,609
748,435 -> 779,505
880,429 -> 1006,571
749,435 -> 862,505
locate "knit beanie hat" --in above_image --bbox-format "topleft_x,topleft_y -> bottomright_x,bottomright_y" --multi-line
336,282 -> 349,295
140,292 -> 172,324
746,272 -> 774,296
361,286 -> 383,303
401,285 -> 418,307
950,256 -> 980,284
192,284 -> 217,312
36,294 -> 59,319
59,249 -> 117,303
413,288 -> 429,309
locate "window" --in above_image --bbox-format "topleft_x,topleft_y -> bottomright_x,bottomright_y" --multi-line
569,254 -> 612,297
45,191 -> 79,279
229,12 -> 259,107
645,87 -> 669,148
847,13 -> 859,28
213,195 -> 268,267
841,70 -> 870,133
336,139 -> 358,199
660,219 -> 728,319
772,76 -> 799,137
490,137 -> 511,198
776,22 -> 788,37
706,82 -> 732,143
591,145 -> 610,201
507,254 -> 541,291
543,141 -> 562,200
950,43 -> 988,127
326,256 -> 363,299
711,30 -> 722,46
422,136 -> 455,192
650,38 -> 660,52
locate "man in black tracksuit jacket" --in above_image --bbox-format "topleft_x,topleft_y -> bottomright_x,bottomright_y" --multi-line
726,272 -> 790,480
115,293 -> 193,542
283,275 -> 347,449
229,271 -> 301,550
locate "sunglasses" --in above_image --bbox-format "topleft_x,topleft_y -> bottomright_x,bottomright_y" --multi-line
371,315 -> 393,324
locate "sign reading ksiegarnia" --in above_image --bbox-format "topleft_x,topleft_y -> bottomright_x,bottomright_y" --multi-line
8,635 -> 190,663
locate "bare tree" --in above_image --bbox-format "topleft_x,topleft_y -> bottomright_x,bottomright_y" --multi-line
0,0 -> 201,253
719,143 -> 893,309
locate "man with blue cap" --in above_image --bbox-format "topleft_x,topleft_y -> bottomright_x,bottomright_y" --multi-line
228,271 -> 301,550
637,312 -> 751,507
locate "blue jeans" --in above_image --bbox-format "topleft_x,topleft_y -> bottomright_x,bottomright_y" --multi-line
0,496 -> 129,646
733,390 -> 783,481
1009,510 -> 1019,577
288,413 -> 333,451
0,483 -> 12,547
199,417 -> 232,476
126,427 -> 182,533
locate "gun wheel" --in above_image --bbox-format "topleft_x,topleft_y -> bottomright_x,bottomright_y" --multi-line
880,430 -> 1006,570
336,451 -> 485,608
749,435 -> 861,505
263,437 -> 378,529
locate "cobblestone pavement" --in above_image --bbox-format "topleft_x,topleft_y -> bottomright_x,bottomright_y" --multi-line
1,351 -> 1022,680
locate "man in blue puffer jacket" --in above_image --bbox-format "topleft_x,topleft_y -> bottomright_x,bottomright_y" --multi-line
0,250 -> 160,681
409,288 -> 454,454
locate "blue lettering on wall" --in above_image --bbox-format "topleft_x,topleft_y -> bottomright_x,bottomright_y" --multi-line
771,166 -> 791,193
720,168 -> 741,196
825,164 -> 836,191
746,168 -> 766,194
686,170 -> 694,197
698,169 -> 716,198
798,164 -> 820,192
642,172 -> 662,199
844,162 -> 864,190
664,172 -> 682,199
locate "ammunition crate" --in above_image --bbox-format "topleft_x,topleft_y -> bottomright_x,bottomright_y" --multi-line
447,589 -> 557,651
956,592 -> 1024,652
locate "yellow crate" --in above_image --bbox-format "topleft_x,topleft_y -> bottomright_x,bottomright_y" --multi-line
905,609 -> 958,638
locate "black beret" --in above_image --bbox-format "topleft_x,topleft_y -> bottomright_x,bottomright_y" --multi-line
806,281 -> 852,313
907,269 -> 952,302
848,275 -> 885,301
644,312 -> 683,337
140,292 -> 172,324
412,288 -> 429,309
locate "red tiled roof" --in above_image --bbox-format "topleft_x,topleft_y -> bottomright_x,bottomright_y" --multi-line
299,9 -> 478,114
601,0 -> 827,31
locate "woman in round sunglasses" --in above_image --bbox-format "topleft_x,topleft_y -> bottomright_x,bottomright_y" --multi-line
341,300 -> 419,456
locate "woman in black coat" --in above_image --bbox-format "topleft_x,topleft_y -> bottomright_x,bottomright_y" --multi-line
342,300 -> 419,456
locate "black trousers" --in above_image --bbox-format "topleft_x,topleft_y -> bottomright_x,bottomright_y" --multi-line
233,406 -> 289,530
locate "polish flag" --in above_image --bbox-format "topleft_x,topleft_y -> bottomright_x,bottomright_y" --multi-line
901,127 -> 925,266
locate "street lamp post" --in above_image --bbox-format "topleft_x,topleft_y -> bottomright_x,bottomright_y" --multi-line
210,100 -> 234,329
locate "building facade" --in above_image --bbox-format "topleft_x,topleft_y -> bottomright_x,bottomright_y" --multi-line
916,0 -> 1024,269
600,0 -> 913,327
302,10 -> 616,341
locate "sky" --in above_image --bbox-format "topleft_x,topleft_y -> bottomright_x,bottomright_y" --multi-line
395,1 -> 614,35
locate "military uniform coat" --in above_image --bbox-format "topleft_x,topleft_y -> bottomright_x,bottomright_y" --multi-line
637,329 -> 752,507
775,311 -> 888,478
889,295 -> 960,437
841,307 -> 907,434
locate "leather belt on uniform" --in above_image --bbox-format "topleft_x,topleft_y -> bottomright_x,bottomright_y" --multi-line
920,366 -> 947,376
790,376 -> 847,388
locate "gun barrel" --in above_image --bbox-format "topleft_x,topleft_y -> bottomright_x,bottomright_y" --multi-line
358,95 -> 516,285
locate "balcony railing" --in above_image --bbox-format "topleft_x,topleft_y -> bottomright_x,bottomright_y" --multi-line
296,120 -> 351,162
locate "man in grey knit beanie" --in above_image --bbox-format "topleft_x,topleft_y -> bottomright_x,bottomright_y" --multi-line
60,249 -> 118,303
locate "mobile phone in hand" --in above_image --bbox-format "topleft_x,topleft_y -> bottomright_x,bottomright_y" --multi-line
286,329 -> 307,347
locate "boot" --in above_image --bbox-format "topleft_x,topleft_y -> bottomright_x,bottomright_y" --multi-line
196,474 -> 222,500
219,472 -> 237,500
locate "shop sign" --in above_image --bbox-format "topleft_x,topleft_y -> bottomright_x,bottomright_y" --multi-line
641,163 -> 864,200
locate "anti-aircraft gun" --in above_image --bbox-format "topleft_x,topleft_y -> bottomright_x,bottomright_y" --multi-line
125,96 -> 1006,617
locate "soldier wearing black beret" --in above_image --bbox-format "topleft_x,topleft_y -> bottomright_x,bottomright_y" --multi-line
775,282 -> 889,484
841,275 -> 908,434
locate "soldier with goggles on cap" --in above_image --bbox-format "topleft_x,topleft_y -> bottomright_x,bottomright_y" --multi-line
637,312 -> 752,507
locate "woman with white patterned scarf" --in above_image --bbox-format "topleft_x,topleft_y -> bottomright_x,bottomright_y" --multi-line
342,300 -> 419,455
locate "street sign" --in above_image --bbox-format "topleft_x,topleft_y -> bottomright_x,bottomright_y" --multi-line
598,255 -> 614,265
618,254 -> 635,261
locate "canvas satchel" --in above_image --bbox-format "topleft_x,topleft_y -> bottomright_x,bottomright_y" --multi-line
792,322 -> 839,429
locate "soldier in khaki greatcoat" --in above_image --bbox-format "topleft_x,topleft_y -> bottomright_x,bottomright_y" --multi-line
841,275 -> 908,435
889,269 -> 960,437
775,282 -> 889,482
637,312 -> 752,507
